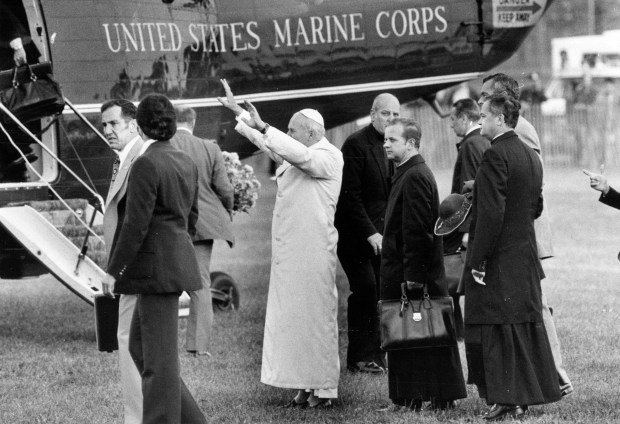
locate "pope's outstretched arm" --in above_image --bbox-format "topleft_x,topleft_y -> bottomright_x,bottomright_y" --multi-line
217,79 -> 283,165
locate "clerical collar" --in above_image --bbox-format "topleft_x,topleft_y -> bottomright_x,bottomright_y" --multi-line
492,129 -> 511,141
396,152 -> 419,168
465,125 -> 481,136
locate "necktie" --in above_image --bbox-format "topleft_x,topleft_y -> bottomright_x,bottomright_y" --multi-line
110,156 -> 120,186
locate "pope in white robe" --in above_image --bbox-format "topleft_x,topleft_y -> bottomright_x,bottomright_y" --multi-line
218,80 -> 343,407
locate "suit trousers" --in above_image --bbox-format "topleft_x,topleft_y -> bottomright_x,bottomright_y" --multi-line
541,290 -> 572,390
117,294 -> 142,424
129,293 -> 207,424
338,242 -> 384,367
186,240 -> 214,352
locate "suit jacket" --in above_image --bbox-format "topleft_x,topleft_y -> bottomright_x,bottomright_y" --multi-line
515,116 -> 541,153
103,137 -> 144,260
0,2 -> 40,70
451,128 -> 490,195
171,130 -> 234,246
600,187 -> 620,210
107,141 -> 202,294
335,125 -> 390,255
515,115 -> 554,258
445,128 -> 490,253
380,154 -> 444,300
464,130 -> 545,324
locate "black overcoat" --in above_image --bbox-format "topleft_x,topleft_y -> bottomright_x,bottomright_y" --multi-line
335,124 -> 390,254
450,128 -> 491,195
464,130 -> 545,324
445,128 -> 491,253
380,154 -> 444,300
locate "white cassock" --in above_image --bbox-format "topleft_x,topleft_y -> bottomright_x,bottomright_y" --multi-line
235,118 -> 343,398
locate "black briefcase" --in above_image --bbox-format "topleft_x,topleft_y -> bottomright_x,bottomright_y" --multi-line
94,294 -> 120,352
0,62 -> 65,124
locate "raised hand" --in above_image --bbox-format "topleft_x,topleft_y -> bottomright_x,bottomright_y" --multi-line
217,79 -> 244,116
243,100 -> 266,131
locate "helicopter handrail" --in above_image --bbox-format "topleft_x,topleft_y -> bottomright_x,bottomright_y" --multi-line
0,104 -> 105,243
0,101 -> 105,210
63,97 -> 109,147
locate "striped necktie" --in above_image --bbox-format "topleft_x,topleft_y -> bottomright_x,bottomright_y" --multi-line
110,156 -> 120,186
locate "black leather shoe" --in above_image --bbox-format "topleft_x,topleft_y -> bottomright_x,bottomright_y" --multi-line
560,385 -> 574,397
400,400 -> 423,411
376,404 -> 402,412
431,400 -> 456,410
280,399 -> 308,409
347,361 -> 386,374
483,404 -> 525,421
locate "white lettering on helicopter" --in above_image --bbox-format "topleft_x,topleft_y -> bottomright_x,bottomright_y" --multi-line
273,13 -> 365,48
375,7 -> 448,39
102,7 -> 451,54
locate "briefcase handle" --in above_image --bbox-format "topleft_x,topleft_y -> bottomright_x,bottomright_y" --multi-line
400,282 -> 430,313
11,64 -> 37,88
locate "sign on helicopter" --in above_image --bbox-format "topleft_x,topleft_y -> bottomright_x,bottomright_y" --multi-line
0,0 -> 552,328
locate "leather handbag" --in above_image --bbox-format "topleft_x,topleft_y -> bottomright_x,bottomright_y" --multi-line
0,62 -> 65,124
444,249 -> 466,295
378,282 -> 457,351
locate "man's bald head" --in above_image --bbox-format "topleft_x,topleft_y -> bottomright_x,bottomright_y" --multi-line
370,93 -> 400,134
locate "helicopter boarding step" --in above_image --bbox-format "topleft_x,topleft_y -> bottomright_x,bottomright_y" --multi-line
0,205 -> 104,304
0,204 -> 191,318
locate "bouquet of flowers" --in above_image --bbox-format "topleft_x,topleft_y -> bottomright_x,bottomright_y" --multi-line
222,151 -> 261,215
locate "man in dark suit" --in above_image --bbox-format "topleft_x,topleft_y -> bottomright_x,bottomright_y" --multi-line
445,98 -> 490,338
335,93 -> 399,373
379,117 -> 466,411
0,1 -> 41,182
171,105 -> 234,356
102,94 -> 207,424
0,0 -> 39,70
478,73 -> 572,397
100,99 -> 144,424
464,95 -> 561,421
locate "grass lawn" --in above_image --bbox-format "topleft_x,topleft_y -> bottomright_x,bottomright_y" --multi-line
1,166 -> 619,423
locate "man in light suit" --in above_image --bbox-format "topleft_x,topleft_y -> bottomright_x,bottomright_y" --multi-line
102,94 -> 206,424
170,106 -> 234,356
100,99 -> 144,424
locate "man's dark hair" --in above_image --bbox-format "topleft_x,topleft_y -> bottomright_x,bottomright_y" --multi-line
100,99 -> 137,120
174,106 -> 197,125
137,94 -> 177,141
387,117 -> 422,149
483,73 -> 520,100
487,94 -> 521,129
452,98 -> 480,122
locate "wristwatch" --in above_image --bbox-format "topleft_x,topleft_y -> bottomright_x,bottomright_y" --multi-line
259,123 -> 270,134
